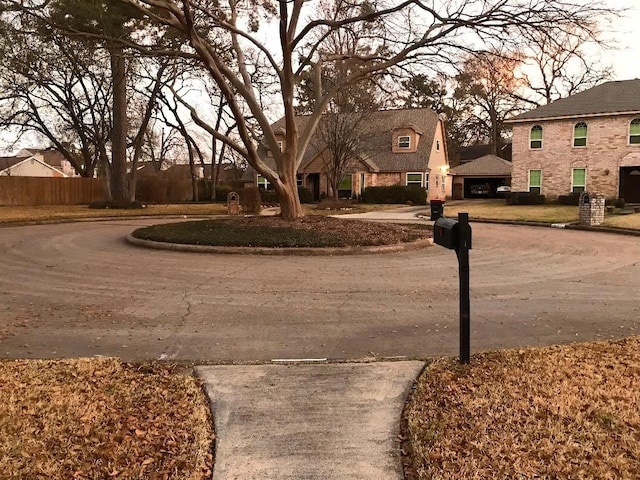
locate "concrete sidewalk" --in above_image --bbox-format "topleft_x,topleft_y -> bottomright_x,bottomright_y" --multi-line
335,205 -> 431,223
196,361 -> 425,480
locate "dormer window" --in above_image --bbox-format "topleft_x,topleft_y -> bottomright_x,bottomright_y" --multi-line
398,136 -> 411,149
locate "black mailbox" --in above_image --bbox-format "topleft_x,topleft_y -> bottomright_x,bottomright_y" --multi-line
433,217 -> 459,250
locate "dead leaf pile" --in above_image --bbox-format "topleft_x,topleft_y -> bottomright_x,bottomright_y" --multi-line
0,358 -> 214,480
405,337 -> 640,479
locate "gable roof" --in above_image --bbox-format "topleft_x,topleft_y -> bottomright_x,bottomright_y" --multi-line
0,156 -> 29,170
450,154 -> 512,177
0,155 -> 67,176
507,79 -> 640,123
18,148 -> 68,167
262,108 -> 441,172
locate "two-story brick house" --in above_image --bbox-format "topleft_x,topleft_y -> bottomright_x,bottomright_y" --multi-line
506,79 -> 640,202
258,108 -> 450,201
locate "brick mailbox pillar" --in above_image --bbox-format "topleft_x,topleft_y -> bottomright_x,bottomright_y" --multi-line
579,192 -> 605,226
227,192 -> 240,216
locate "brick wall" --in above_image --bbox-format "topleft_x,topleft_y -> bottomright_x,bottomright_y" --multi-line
372,172 -> 402,186
579,193 -> 605,226
512,115 -> 640,199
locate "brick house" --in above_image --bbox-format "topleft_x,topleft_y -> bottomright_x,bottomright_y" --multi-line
506,79 -> 640,202
257,108 -> 450,201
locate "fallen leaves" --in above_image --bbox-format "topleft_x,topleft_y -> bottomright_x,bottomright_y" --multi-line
405,337 -> 640,479
0,358 -> 214,480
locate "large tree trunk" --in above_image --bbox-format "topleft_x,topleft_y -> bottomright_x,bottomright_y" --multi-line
272,160 -> 303,218
109,43 -> 129,203
277,181 -> 304,218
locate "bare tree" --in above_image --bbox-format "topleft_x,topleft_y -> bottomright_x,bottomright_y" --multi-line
314,112 -> 371,200
6,0 -> 618,217
0,19 -> 112,177
520,29 -> 613,105
453,50 -> 528,156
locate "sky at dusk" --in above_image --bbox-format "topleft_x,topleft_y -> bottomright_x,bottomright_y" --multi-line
0,1 -> 638,155
605,0 -> 639,80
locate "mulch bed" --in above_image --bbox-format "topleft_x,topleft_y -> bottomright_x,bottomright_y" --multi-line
133,216 -> 431,248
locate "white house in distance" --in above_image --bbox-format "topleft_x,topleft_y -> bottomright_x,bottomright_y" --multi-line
506,79 -> 640,202
0,148 -> 78,177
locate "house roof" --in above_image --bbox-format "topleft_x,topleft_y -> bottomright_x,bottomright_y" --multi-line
450,154 -> 512,177
0,155 -> 66,176
20,148 -> 68,167
262,108 -> 441,173
0,156 -> 28,170
507,79 -> 640,123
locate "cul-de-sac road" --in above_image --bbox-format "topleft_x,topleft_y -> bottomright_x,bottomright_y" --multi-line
1,217 -> 639,362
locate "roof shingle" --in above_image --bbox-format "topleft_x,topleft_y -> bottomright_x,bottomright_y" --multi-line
507,79 -> 640,123
261,108 -> 440,172
450,154 -> 512,176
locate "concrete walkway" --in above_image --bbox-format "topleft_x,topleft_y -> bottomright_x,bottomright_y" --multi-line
196,361 -> 425,480
334,205 -> 430,223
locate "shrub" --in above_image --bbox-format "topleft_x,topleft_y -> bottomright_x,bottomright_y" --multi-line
558,192 -> 581,206
604,197 -> 625,209
242,187 -> 262,214
214,183 -> 234,202
361,185 -> 427,205
506,192 -> 546,205
298,186 -> 314,204
259,188 -> 279,204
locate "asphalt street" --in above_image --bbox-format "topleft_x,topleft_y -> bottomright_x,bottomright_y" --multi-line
1,215 -> 639,362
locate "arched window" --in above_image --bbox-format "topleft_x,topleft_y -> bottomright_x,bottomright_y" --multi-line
630,119 -> 640,144
530,125 -> 543,149
573,122 -> 588,147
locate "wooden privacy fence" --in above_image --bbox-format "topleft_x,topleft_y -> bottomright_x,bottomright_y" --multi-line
0,177 -> 106,206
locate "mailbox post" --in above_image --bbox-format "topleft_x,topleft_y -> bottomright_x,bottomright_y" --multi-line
433,212 -> 472,364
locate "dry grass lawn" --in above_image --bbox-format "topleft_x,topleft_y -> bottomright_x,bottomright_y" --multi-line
0,204 -> 227,224
406,337 -> 640,480
443,200 -> 579,224
0,358 -> 214,480
603,212 -> 640,230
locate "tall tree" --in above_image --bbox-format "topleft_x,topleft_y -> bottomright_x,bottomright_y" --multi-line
521,28 -> 613,105
313,112 -> 371,201
0,16 -> 112,177
7,0 -> 617,216
401,73 -> 467,163
453,50 -> 527,155
47,0 -> 146,202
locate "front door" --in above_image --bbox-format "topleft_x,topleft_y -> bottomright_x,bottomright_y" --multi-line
619,167 -> 640,203
308,173 -> 321,201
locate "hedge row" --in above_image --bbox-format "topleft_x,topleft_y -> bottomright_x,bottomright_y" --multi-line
361,185 -> 427,205
558,192 -> 581,206
505,191 -> 546,205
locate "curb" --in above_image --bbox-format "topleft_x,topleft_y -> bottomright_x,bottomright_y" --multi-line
0,214 -> 221,228
125,234 -> 433,256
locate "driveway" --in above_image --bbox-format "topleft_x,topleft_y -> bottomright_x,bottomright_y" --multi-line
1,217 -> 639,362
